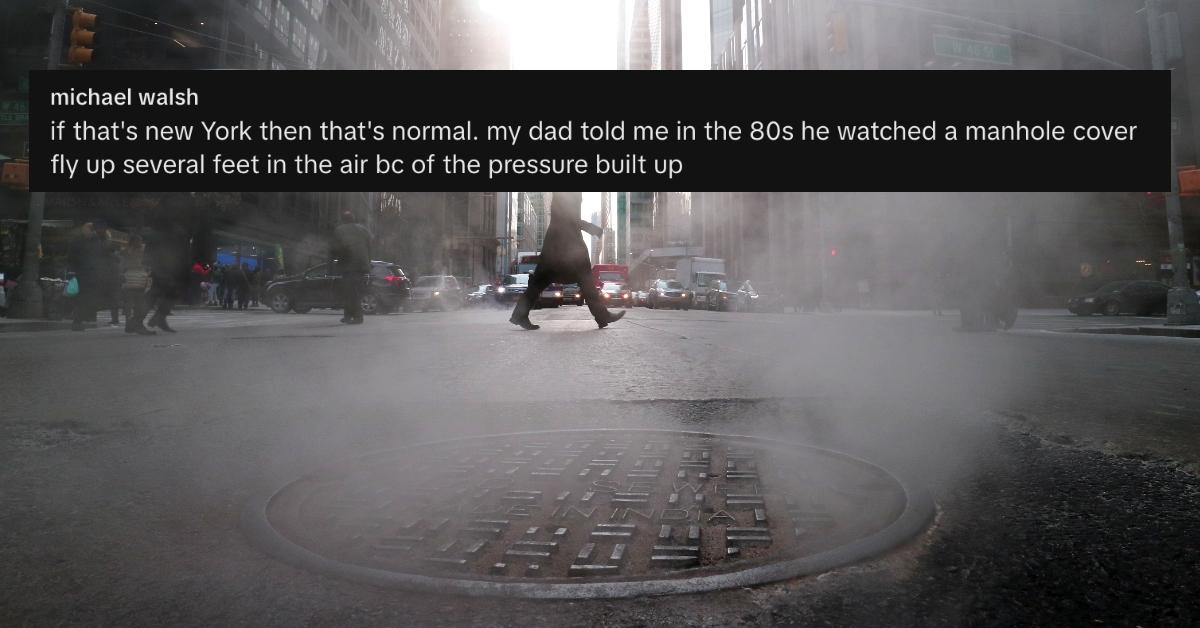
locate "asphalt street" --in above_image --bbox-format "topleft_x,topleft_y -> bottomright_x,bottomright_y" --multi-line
2,305 -> 1198,626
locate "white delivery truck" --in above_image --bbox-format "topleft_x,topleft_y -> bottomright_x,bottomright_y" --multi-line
676,257 -> 726,306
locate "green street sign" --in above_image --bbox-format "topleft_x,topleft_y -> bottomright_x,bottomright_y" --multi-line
0,100 -> 29,125
933,33 -> 1013,66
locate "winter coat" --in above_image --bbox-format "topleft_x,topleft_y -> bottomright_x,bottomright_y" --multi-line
333,222 -> 372,274
536,192 -> 601,281
120,245 -> 149,290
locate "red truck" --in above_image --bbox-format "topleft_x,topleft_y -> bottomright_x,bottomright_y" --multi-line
591,264 -> 630,288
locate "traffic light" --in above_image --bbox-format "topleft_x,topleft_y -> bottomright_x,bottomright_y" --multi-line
1181,166 -> 1200,197
1,159 -> 30,191
830,246 -> 838,257
826,11 -> 848,54
67,9 -> 99,65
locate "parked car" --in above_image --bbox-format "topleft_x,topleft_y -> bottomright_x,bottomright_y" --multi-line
647,279 -> 691,310
738,280 -> 787,313
1067,280 -> 1168,316
265,260 -> 408,315
705,280 -> 738,311
405,275 -> 465,312
600,282 -> 633,307
466,284 -> 498,307
495,273 -> 530,305
632,280 -> 653,307
561,283 -> 584,306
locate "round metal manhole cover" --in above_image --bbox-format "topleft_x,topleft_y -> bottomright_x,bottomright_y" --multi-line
243,429 -> 933,598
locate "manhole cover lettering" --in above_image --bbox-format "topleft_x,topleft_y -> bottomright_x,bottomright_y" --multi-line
249,429 -> 931,598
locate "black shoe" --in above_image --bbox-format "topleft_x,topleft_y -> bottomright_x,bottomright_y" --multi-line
597,309 -> 626,329
509,315 -> 539,330
340,317 -> 350,323
134,327 -> 156,336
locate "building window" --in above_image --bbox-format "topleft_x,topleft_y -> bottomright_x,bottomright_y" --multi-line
252,0 -> 270,26
310,0 -> 327,21
273,1 -> 291,40
292,19 -> 307,53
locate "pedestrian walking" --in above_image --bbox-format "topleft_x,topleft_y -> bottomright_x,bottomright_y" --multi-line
332,210 -> 371,324
118,235 -> 154,335
145,222 -> 188,333
509,192 -> 624,330
67,222 -> 108,332
235,263 -> 251,310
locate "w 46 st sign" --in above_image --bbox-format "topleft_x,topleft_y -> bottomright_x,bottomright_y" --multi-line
933,33 -> 1013,66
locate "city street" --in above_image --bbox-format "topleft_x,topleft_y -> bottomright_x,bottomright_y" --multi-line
2,306 -> 1197,626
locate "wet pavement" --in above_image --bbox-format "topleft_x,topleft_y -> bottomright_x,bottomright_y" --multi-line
2,306 -> 1197,626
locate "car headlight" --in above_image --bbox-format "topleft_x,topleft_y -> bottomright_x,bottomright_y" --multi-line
433,291 -> 440,296
497,287 -> 506,294
1083,297 -> 1094,302
603,292 -> 610,298
681,292 -> 688,298
554,291 -> 562,298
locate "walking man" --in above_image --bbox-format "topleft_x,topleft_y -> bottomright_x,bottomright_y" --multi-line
333,210 -> 371,325
509,192 -> 624,330
67,222 -> 105,332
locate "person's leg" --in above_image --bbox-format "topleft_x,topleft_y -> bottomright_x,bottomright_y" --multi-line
71,281 -> 90,330
575,271 -> 617,325
348,274 -> 365,322
510,268 -> 552,328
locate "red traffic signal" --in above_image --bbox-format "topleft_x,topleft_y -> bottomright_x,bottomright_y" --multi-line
68,9 -> 99,65
830,247 -> 838,257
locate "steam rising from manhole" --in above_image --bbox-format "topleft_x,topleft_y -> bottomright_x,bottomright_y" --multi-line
242,429 -> 933,598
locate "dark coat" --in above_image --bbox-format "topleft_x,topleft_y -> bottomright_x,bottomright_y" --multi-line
67,233 -> 107,283
537,192 -> 601,282
333,222 -> 372,274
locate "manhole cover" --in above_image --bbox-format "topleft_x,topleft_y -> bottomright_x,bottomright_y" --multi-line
243,429 -> 932,598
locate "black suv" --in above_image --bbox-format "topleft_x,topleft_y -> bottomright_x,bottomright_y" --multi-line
265,261 -> 409,315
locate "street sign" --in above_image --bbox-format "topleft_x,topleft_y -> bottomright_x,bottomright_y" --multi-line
0,100 -> 29,125
933,33 -> 1013,66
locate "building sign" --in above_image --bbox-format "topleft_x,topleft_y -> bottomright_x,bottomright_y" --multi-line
0,100 -> 29,125
933,33 -> 1013,66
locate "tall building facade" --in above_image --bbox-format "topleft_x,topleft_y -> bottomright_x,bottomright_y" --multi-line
694,0 -> 1193,307
1,0 -> 445,281
441,0 -> 510,69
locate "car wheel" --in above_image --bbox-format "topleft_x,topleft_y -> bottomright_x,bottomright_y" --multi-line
268,291 -> 292,313
1102,301 -> 1120,316
360,293 -> 380,315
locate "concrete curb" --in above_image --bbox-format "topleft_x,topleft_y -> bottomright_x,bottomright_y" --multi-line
241,428 -> 935,599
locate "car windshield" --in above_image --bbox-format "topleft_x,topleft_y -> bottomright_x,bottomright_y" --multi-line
504,274 -> 529,286
597,271 -> 624,282
663,280 -> 684,290
414,276 -> 441,287
602,283 -> 622,292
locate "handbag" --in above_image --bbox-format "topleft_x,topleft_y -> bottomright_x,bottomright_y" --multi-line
64,276 -> 80,297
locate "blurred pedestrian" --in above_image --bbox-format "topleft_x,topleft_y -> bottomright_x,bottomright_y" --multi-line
145,222 -> 187,333
95,222 -> 122,326
332,210 -> 371,324
67,222 -> 107,331
509,192 -> 623,330
119,234 -> 154,335
235,263 -> 251,310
